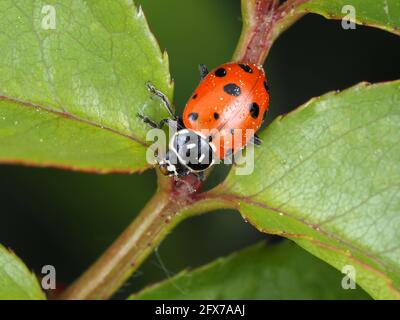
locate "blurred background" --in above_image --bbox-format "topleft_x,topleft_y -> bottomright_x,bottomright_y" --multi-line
0,0 -> 399,298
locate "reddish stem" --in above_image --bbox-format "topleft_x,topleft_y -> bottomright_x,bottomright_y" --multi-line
233,0 -> 309,64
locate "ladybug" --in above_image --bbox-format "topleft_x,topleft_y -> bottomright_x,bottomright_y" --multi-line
139,62 -> 270,179
183,63 -> 269,160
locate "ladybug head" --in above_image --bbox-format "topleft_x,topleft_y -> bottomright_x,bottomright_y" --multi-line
159,129 -> 215,177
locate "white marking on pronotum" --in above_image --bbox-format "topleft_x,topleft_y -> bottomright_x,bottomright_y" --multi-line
198,153 -> 205,162
186,143 -> 196,149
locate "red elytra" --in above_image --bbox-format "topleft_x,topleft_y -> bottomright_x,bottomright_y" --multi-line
182,63 -> 270,160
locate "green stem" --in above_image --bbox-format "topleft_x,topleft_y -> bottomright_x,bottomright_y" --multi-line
60,173 -> 233,300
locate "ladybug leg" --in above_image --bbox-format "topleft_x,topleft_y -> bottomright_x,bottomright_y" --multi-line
137,113 -> 170,129
157,118 -> 171,129
146,81 -> 176,119
137,113 -> 158,128
198,64 -> 209,80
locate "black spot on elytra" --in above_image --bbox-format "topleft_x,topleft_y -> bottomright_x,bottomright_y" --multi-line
188,112 -> 198,121
213,112 -> 220,120
264,81 -> 270,93
192,93 -> 198,99
215,68 -> 227,77
239,64 -> 253,73
208,136 -> 213,142
224,83 -> 241,96
230,128 -> 235,135
249,103 -> 260,119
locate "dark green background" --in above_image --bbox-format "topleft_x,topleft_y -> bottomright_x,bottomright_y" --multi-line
0,0 -> 399,297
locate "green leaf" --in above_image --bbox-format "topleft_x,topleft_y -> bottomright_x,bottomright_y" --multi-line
300,0 -> 400,35
213,81 -> 400,299
0,244 -> 45,300
0,0 -> 172,172
131,241 -> 370,299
